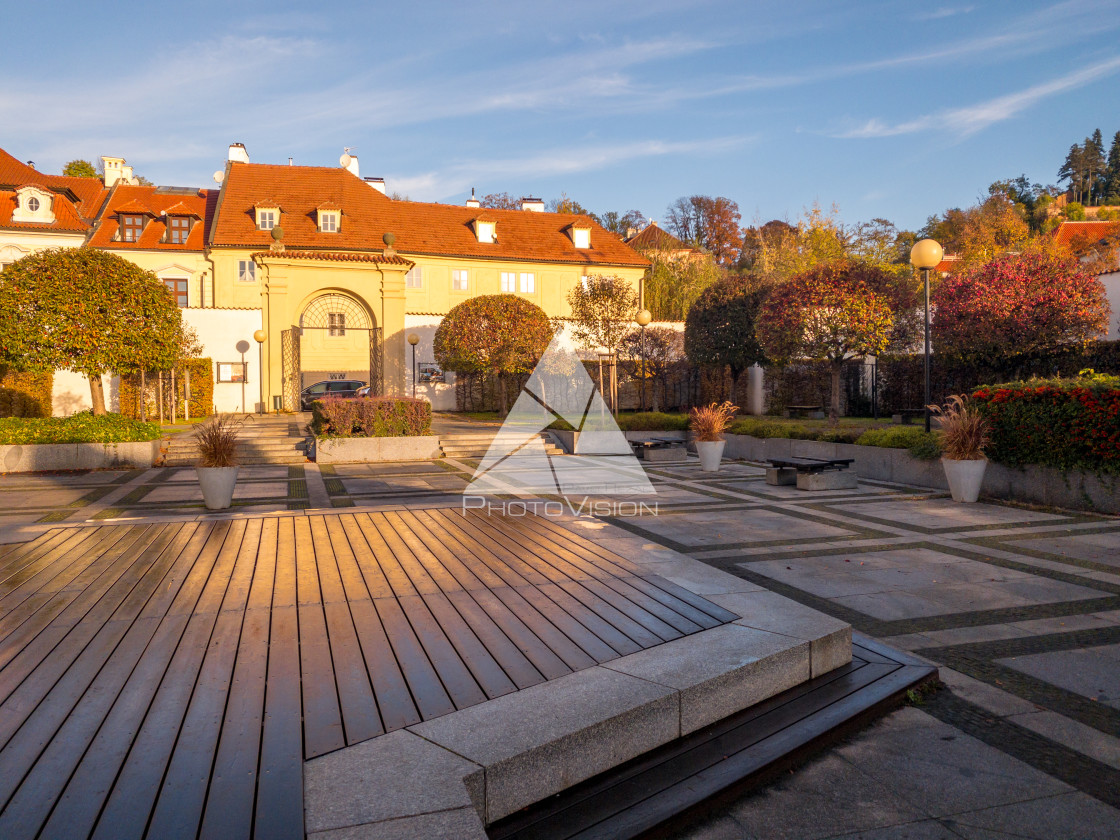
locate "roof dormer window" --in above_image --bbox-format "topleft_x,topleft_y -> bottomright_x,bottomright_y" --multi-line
570,223 -> 591,249
474,218 -> 497,244
121,215 -> 145,242
167,216 -> 191,244
257,209 -> 276,230
318,209 -> 340,233
12,186 -> 55,224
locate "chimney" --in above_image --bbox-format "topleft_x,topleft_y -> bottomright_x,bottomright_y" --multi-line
625,227 -> 637,239
521,196 -> 544,212
101,156 -> 136,187
26,161 -> 35,170
364,177 -> 386,194
228,143 -> 250,164
465,188 -> 480,208
343,154 -> 360,178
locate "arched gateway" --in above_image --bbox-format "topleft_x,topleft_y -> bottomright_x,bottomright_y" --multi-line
281,292 -> 383,410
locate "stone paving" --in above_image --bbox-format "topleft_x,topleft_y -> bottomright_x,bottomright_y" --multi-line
1,453 -> 1119,837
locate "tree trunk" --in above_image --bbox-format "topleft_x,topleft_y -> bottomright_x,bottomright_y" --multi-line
89,374 -> 107,416
497,373 -> 508,416
829,362 -> 842,426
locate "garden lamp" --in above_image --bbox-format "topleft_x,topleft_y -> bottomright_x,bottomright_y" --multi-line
253,329 -> 267,413
910,238 -> 944,433
636,309 -> 652,412
407,333 -> 419,398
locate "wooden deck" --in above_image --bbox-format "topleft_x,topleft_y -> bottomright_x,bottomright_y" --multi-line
0,510 -> 737,840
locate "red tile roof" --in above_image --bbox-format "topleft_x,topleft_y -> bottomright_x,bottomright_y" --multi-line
0,147 -> 108,232
0,188 -> 91,233
624,222 -> 692,253
211,162 -> 648,267
1053,220 -> 1120,254
251,249 -> 414,266
87,185 -> 216,251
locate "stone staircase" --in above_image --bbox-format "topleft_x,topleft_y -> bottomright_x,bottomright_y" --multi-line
160,416 -> 311,467
438,432 -> 566,461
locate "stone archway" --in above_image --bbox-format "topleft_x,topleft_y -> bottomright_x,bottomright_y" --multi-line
281,292 -> 383,410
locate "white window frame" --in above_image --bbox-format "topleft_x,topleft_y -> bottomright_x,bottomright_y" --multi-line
405,266 -> 423,288
319,211 -> 339,233
452,268 -> 469,291
256,208 -> 277,230
573,227 -> 591,249
519,272 -> 535,294
500,272 -> 515,293
238,260 -> 256,283
476,220 -> 496,243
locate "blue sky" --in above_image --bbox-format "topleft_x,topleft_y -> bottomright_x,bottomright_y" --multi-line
3,0 -> 1119,232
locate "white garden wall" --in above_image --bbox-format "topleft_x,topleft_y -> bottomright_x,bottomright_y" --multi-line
183,308 -> 263,413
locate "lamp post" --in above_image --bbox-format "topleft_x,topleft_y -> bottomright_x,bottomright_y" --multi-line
407,333 -> 419,399
635,309 -> 652,412
235,340 -> 251,415
909,238 -> 944,434
253,329 -> 267,413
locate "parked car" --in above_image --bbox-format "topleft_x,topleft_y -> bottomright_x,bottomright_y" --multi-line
300,379 -> 366,410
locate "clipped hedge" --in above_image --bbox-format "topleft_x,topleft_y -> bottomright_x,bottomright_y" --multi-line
0,412 -> 161,444
312,397 -> 432,438
0,367 -> 53,418
727,417 -> 863,444
972,375 -> 1120,474
854,426 -> 942,460
119,358 -> 214,420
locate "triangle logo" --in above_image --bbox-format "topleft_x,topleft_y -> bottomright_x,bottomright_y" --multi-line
466,335 -> 656,497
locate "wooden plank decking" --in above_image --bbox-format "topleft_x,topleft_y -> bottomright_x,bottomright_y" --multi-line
0,510 -> 737,840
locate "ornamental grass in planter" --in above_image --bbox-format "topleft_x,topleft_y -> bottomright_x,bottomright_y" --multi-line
194,414 -> 243,510
929,395 -> 990,503
690,401 -> 738,472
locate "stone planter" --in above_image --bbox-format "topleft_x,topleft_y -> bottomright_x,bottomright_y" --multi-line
942,457 -> 987,503
197,466 -> 239,510
316,435 -> 442,464
696,440 -> 726,472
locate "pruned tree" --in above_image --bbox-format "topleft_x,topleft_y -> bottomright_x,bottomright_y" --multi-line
932,252 -> 1110,360
683,276 -> 768,406
0,248 -> 185,415
566,274 -> 640,412
758,261 -> 898,424
432,294 -> 553,414
620,326 -> 684,411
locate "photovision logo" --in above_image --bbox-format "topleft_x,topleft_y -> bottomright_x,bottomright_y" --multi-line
462,335 -> 657,518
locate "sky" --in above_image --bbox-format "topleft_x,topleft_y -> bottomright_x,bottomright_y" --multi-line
2,0 -> 1119,233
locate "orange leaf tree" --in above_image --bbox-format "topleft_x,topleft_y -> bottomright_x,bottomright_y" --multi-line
0,247 -> 184,415
433,294 -> 553,414
758,261 -> 899,423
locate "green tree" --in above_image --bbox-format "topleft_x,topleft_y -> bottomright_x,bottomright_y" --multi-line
0,248 -> 184,415
548,193 -> 592,215
740,205 -> 850,283
566,275 -> 639,412
598,209 -> 646,238
433,294 -> 553,414
758,261 -> 898,424
683,276 -> 768,406
641,249 -> 722,320
1105,130 -> 1120,204
62,159 -> 99,179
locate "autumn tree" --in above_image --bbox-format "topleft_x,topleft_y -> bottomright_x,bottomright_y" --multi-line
665,195 -> 743,265
683,276 -> 768,406
433,295 -> 553,414
642,249 -> 722,321
62,159 -> 99,179
739,205 -> 851,283
932,252 -> 1110,359
598,209 -> 646,238
0,248 -> 184,415
566,275 -> 639,412
619,326 -> 684,411
758,261 -> 899,424
480,191 -> 520,210
548,193 -> 592,215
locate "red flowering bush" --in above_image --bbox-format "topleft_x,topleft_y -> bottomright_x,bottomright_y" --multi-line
934,252 -> 1110,358
971,375 -> 1120,474
311,397 -> 432,438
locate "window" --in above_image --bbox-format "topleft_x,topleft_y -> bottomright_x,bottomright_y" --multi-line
405,266 -> 423,288
519,272 -> 535,293
238,260 -> 256,283
573,227 -> 591,249
121,215 -> 144,242
476,220 -> 496,243
452,269 -> 469,291
163,278 -> 188,308
319,211 -> 339,232
167,217 -> 190,244
580,274 -> 589,290
217,362 -> 247,383
328,313 -> 346,337
501,272 -> 515,292
27,197 -> 39,212
257,210 -> 276,230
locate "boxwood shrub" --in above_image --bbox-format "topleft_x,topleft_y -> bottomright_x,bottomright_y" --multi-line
0,412 -> 161,445
854,427 -> 942,460
972,374 -> 1120,474
312,397 -> 432,438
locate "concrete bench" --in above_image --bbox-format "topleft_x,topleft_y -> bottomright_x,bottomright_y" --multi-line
892,409 -> 926,425
630,437 -> 687,463
783,405 -> 825,420
766,456 -> 857,490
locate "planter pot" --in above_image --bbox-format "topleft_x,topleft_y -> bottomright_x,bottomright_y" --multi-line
197,466 -> 240,510
942,457 -> 987,503
696,440 -> 726,472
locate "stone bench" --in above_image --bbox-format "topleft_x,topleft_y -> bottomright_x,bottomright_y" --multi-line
766,456 -> 857,490
630,437 -> 688,463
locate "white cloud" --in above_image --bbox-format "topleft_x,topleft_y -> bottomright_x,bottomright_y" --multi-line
830,55 -> 1120,139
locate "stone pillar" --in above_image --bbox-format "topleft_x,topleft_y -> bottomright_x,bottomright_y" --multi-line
747,364 -> 765,415
380,269 -> 408,396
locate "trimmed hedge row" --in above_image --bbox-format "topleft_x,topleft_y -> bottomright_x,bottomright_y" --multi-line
973,375 -> 1120,474
119,358 -> 214,420
312,397 -> 432,438
0,412 -> 161,444
0,368 -> 53,418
